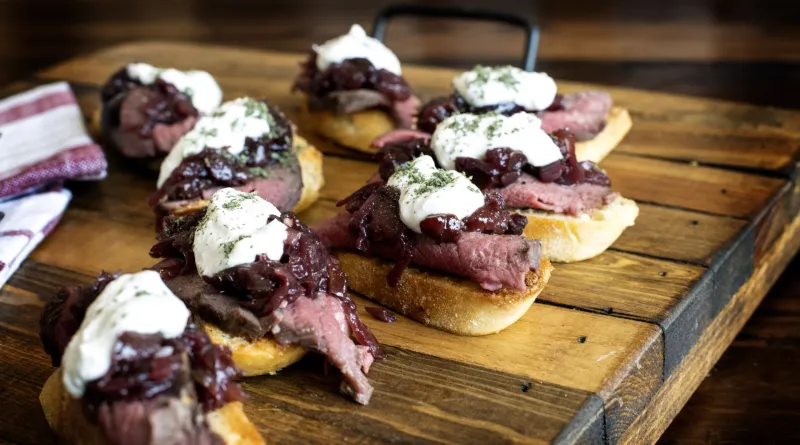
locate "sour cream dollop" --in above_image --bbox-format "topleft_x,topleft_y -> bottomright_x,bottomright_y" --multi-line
126,63 -> 222,114
430,112 -> 563,170
61,271 -> 190,398
313,24 -> 402,75
387,155 -> 485,233
193,188 -> 288,277
452,65 -> 557,111
157,97 -> 274,187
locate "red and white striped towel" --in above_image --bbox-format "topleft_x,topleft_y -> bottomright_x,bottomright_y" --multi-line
0,82 -> 107,288
0,189 -> 71,286
0,82 -> 106,199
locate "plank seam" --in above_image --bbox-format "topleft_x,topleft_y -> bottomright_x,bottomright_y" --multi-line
612,150 -> 794,179
605,247 -> 708,268
624,199 -> 751,219
532,299 -> 656,324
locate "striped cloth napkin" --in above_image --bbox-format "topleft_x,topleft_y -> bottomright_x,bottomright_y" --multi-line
0,82 -> 107,288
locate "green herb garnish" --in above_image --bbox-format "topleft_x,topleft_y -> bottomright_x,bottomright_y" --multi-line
222,234 -> 251,257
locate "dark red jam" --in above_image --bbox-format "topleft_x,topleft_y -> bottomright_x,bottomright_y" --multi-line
150,209 -> 383,359
527,129 -> 611,187
417,92 -> 546,134
39,274 -> 245,418
293,52 -> 412,104
40,271 -> 120,366
376,130 -> 611,191
83,326 -> 244,418
337,182 -> 526,286
454,147 -> 528,190
149,104 -> 298,205
100,66 -> 198,138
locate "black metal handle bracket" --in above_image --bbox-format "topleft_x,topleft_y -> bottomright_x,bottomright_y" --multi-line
371,3 -> 539,71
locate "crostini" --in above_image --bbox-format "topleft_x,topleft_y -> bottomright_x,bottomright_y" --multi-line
315,155 -> 553,335
39,270 -> 263,445
149,188 -> 381,405
292,24 -> 419,154
373,113 -> 639,262
373,65 -> 632,163
149,97 -> 324,219
97,63 -> 222,168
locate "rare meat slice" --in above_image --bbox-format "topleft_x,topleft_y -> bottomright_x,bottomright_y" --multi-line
310,90 -> 419,129
165,275 -> 265,340
538,91 -> 612,141
267,294 -> 374,405
167,274 -> 375,404
106,86 -> 197,158
155,159 -> 303,214
310,90 -> 389,114
390,96 -> 420,129
500,172 -> 617,216
315,213 -> 541,292
97,396 -> 222,445
371,129 -> 431,149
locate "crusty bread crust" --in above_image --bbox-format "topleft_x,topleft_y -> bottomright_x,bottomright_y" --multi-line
516,196 -> 639,263
40,370 -> 264,445
301,103 -> 396,154
575,107 -> 632,163
205,402 -> 265,445
293,135 -> 325,213
335,252 -> 552,336
202,322 -> 306,377
167,136 -> 324,217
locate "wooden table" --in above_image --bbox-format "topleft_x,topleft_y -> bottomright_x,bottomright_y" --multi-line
2,40 -> 800,444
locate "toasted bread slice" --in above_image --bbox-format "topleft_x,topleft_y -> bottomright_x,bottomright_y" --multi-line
575,107 -> 632,163
40,370 -> 264,445
516,196 -> 639,263
167,135 -> 323,217
202,322 -> 307,376
335,252 -> 552,336
293,135 -> 325,213
301,103 -> 395,154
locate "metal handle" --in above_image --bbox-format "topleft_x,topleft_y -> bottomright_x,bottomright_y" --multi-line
371,3 -> 539,71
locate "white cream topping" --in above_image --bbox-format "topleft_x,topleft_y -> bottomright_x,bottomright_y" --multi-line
126,63 -> 222,114
157,97 -> 275,187
452,65 -> 557,110
61,271 -> 190,398
430,112 -> 563,170
312,24 -> 402,75
387,156 -> 485,233
193,188 -> 288,277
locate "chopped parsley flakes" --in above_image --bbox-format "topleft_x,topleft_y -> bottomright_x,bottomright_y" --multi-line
392,161 -> 463,197
221,234 -> 251,257
465,65 -> 521,99
243,97 -> 269,119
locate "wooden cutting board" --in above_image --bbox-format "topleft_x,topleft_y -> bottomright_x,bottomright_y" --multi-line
3,42 -> 800,445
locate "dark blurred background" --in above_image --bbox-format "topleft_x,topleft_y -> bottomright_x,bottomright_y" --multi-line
2,0 -> 800,107
3,1 -> 800,443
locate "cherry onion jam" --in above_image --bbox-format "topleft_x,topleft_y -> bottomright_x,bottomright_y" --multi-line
337,182 -> 525,286
293,52 -> 412,103
100,67 -> 198,135
150,209 -> 384,359
83,326 -> 244,418
149,105 -> 296,204
376,131 -> 611,190
417,92 -> 554,134
39,274 -> 245,418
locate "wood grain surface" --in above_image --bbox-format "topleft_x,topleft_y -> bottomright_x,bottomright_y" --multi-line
2,1 -> 800,441
0,40 -> 797,444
